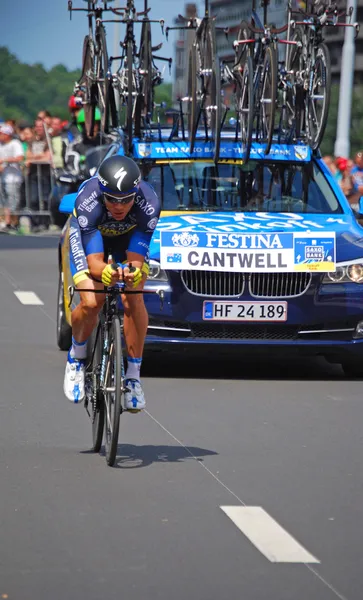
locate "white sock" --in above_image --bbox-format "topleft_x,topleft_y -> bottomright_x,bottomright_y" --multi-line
70,336 -> 88,360
126,357 -> 142,381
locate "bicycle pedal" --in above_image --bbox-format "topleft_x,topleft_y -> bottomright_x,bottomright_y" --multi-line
126,408 -> 142,414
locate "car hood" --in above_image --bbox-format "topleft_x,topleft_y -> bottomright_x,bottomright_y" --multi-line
149,211 -> 363,264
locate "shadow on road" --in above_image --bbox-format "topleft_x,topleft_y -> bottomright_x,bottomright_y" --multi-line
143,353 -> 347,382
87,444 -> 218,469
115,444 -> 217,469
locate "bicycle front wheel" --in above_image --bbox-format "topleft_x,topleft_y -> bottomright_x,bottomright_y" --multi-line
258,45 -> 277,155
104,315 -> 122,467
87,322 -> 104,453
306,43 -> 331,150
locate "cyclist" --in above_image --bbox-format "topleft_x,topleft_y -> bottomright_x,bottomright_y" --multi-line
63,154 -> 161,410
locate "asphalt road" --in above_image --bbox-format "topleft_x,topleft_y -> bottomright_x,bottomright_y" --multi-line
0,235 -> 362,600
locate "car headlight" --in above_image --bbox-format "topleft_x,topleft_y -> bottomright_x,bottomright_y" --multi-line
323,263 -> 363,284
147,259 -> 168,282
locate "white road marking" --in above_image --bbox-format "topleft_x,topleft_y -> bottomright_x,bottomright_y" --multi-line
14,291 -> 44,306
220,506 -> 320,563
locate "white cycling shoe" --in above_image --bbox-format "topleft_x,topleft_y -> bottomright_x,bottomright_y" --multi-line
64,353 -> 86,403
125,379 -> 146,411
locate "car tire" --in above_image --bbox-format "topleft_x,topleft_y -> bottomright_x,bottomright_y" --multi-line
57,271 -> 72,351
341,361 -> 363,378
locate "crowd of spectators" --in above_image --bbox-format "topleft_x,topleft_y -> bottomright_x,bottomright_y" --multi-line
322,153 -> 363,210
0,97 -> 109,234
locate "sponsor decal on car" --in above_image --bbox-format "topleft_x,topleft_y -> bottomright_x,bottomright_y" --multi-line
160,231 -> 336,273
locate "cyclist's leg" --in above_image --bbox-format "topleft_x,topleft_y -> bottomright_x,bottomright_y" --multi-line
65,222 -> 105,402
120,251 -> 150,410
72,277 -> 105,346
121,265 -> 149,359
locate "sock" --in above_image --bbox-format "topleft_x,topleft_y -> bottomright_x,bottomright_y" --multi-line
70,336 -> 88,360
126,357 -> 142,381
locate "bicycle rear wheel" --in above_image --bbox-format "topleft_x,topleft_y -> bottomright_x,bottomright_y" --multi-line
95,25 -> 112,134
306,42 -> 331,150
285,26 -> 305,141
234,21 -> 255,68
104,314 -> 122,467
257,45 -> 277,155
139,21 -> 154,122
80,35 -> 96,138
237,55 -> 253,162
188,43 -> 200,154
206,24 -> 222,163
127,39 -> 134,153
87,322 -> 104,453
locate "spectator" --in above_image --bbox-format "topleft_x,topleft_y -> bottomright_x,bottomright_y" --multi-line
37,110 -> 52,131
0,124 -> 24,232
50,117 -> 65,170
351,151 -> 363,198
335,157 -> 361,208
26,118 -> 52,230
18,125 -> 34,154
322,155 -> 337,175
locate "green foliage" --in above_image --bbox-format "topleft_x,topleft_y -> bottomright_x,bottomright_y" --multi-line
320,84 -> 363,157
154,83 -> 172,107
0,47 -> 81,122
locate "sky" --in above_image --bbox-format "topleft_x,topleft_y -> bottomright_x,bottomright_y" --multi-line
2,0 -> 204,79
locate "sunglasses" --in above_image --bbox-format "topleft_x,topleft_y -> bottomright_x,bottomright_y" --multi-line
104,192 -> 136,205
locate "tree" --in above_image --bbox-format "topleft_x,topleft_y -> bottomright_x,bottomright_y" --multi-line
320,84 -> 363,157
0,47 -> 81,122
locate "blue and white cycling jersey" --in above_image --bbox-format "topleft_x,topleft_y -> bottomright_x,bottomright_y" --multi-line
69,177 -> 161,284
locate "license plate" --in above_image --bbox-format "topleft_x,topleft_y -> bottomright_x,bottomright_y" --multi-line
203,301 -> 288,322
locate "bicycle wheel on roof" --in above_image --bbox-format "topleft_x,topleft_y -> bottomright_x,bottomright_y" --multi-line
306,42 -> 331,150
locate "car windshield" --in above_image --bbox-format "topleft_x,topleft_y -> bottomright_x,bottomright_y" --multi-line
141,161 -> 343,214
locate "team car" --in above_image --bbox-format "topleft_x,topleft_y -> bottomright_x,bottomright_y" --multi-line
57,136 -> 363,377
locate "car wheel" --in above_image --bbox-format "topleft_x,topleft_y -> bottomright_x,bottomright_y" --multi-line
341,361 -> 363,378
57,270 -> 72,351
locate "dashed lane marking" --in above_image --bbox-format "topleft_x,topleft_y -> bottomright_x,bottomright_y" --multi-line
220,506 -> 320,564
14,291 -> 44,306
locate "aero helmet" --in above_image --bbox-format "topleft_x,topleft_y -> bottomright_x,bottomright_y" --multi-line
97,155 -> 141,204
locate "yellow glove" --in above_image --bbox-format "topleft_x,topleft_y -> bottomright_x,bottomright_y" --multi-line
101,263 -> 117,286
123,264 -> 142,288
129,266 -> 142,288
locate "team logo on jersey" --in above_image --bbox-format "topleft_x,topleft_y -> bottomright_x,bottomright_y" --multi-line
147,217 -> 158,230
114,167 -> 128,191
78,215 -> 88,228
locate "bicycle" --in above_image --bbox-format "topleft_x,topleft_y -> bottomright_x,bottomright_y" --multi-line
68,0 -> 118,136
103,1 -> 170,151
68,273 -> 164,467
233,0 -> 288,160
167,0 -> 223,163
286,1 -> 359,149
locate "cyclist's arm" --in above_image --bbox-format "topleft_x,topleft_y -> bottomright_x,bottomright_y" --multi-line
126,229 -> 152,269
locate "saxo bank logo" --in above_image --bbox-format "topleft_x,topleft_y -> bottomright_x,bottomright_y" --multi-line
171,232 -> 200,247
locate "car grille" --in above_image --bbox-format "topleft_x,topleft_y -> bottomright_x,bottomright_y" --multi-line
249,272 -> 312,298
180,270 -> 312,298
181,270 -> 245,297
190,324 -> 300,340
